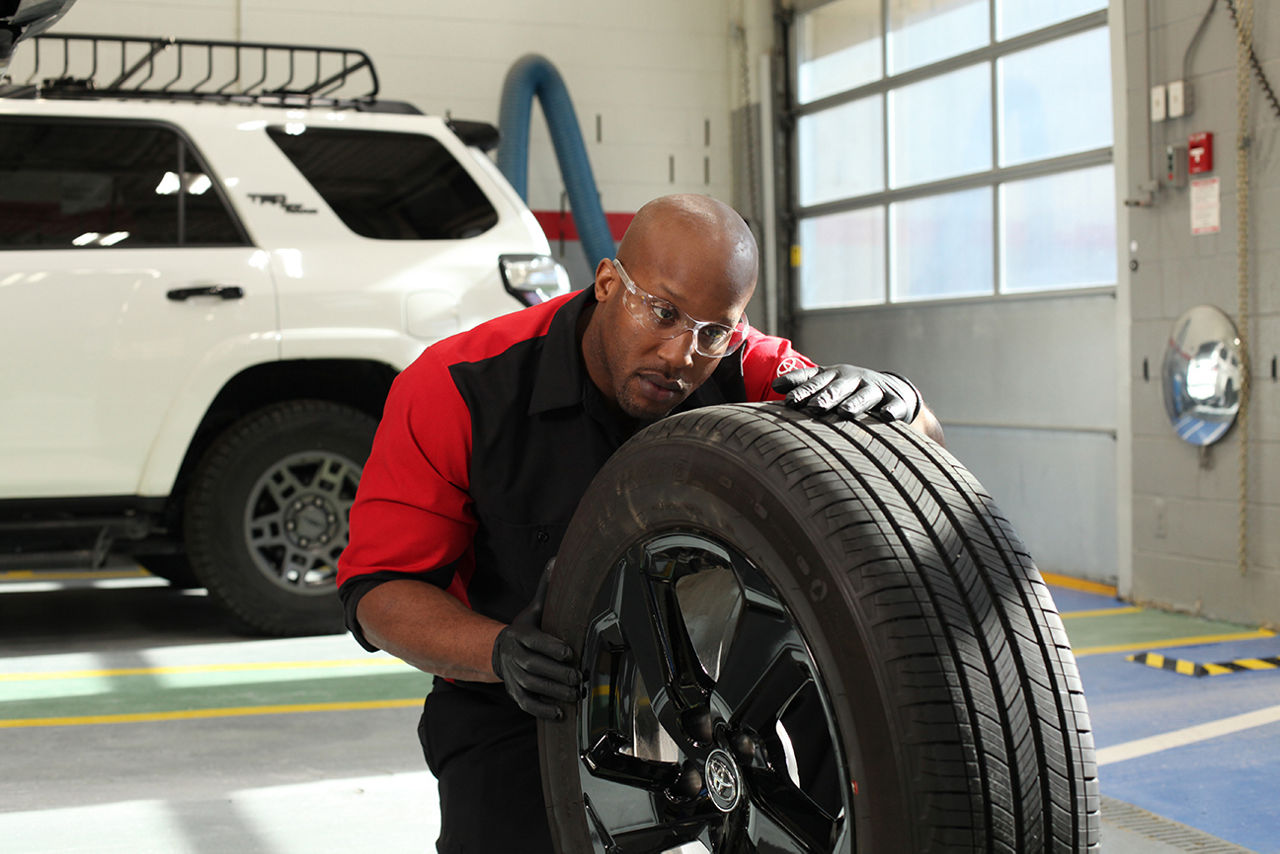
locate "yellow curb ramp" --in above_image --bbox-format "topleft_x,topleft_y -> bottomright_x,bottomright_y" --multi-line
1128,652 -> 1280,678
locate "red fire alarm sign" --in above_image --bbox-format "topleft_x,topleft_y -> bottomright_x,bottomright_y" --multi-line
1189,132 -> 1213,174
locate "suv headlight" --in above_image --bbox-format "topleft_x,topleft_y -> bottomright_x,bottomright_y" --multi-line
499,254 -> 571,306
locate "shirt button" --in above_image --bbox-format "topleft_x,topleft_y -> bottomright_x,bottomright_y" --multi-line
535,528 -> 549,543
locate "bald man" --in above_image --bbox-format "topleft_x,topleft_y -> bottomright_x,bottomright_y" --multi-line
337,194 -> 939,852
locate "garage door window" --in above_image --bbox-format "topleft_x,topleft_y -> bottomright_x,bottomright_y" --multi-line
266,127 -> 498,240
0,118 -> 244,250
793,0 -> 1114,307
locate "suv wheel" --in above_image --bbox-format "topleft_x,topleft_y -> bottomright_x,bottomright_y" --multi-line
540,404 -> 1099,851
184,400 -> 377,636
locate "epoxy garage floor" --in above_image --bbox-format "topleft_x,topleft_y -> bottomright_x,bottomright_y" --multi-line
1,566 -> 1277,853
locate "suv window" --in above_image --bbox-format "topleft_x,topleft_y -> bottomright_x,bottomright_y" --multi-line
266,127 -> 498,240
0,118 -> 245,249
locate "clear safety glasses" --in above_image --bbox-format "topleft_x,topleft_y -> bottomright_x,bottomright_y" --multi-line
613,259 -> 748,358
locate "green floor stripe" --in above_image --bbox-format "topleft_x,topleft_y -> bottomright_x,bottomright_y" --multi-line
0,670 -> 431,721
1062,608 -> 1262,651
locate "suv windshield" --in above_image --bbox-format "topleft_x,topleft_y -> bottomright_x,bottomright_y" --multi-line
266,126 -> 498,240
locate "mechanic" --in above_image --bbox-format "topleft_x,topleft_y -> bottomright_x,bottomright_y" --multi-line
336,193 -> 942,852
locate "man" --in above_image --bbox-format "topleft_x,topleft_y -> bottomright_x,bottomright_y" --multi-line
337,194 -> 941,852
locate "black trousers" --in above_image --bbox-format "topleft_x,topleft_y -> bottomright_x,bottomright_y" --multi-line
419,684 -> 555,854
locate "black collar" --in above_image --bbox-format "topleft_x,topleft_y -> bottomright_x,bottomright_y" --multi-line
527,288 -> 596,416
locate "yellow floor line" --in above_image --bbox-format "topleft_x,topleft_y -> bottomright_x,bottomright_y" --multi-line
0,698 -> 423,728
0,568 -> 151,581
1074,629 -> 1276,657
1061,606 -> 1144,619
0,658 -> 411,682
1041,572 -> 1118,597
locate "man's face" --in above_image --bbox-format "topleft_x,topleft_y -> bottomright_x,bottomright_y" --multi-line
585,255 -> 753,422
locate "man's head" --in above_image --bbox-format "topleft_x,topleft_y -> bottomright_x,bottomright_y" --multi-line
581,194 -> 758,422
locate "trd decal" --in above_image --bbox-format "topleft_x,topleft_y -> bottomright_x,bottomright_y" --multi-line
248,193 -> 318,214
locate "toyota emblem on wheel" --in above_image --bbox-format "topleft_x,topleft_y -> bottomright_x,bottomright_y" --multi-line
704,749 -> 741,812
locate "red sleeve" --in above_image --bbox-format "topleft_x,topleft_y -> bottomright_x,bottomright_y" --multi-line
738,327 -> 817,402
337,347 -> 476,603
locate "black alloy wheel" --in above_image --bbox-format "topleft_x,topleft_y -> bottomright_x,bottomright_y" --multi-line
570,530 -> 849,851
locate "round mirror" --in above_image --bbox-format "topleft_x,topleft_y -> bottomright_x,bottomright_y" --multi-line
1162,305 -> 1243,446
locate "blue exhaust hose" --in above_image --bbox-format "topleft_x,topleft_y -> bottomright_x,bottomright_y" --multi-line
496,54 -> 616,269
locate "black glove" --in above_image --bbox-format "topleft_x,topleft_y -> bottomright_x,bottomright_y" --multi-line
491,559 -> 580,720
773,364 -> 921,423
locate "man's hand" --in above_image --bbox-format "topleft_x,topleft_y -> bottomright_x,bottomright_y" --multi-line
491,560 -> 581,720
773,364 -> 921,423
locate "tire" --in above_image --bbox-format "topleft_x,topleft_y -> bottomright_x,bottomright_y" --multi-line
184,400 -> 376,636
539,403 -> 1099,853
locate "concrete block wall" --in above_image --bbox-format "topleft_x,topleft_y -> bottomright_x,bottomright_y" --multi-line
1123,0 -> 1280,626
48,0 -> 764,287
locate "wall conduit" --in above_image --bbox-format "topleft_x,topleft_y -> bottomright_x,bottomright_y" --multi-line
496,54 -> 615,269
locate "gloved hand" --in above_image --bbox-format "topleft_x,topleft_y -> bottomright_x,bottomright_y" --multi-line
491,559 -> 581,720
773,364 -> 921,423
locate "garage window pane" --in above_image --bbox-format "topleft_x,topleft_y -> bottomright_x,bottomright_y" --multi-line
997,0 -> 1106,40
797,0 -> 882,103
798,208 -> 885,309
798,96 -> 884,206
891,187 -> 992,301
888,0 -> 989,75
1000,165 -> 1116,293
998,27 -> 1112,166
889,63 -> 991,188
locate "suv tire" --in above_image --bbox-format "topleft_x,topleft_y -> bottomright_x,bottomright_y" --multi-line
539,404 -> 1099,852
184,400 -> 377,636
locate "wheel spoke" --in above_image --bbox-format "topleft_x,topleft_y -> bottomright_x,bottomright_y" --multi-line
744,766 -> 838,851
263,466 -> 307,508
580,752 -> 723,853
614,557 -> 713,744
315,458 -> 355,496
582,731 -> 682,793
714,603 -> 810,732
247,510 -> 286,542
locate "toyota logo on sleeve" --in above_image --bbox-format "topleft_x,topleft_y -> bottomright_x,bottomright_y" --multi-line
776,357 -> 804,377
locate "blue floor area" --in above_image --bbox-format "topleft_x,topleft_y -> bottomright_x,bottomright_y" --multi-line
1047,586 -> 1131,612
1056,584 -> 1280,853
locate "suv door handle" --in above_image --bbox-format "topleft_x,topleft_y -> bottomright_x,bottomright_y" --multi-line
166,285 -> 245,301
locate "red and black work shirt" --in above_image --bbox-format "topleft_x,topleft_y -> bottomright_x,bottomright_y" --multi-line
337,287 -> 815,677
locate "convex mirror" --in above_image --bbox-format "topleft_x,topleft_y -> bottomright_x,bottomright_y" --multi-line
1161,305 -> 1243,446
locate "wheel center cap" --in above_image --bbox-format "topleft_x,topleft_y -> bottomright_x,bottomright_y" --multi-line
297,507 -> 327,535
284,496 -> 339,547
704,749 -> 741,812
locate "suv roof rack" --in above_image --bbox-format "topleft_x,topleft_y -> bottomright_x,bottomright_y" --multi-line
0,33 -> 404,110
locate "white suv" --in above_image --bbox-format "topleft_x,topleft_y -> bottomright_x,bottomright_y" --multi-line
0,32 -> 566,634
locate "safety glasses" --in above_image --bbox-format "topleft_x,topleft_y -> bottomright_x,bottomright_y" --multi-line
613,259 -> 748,358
